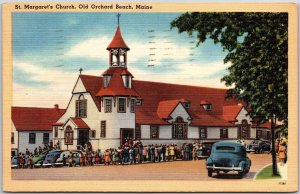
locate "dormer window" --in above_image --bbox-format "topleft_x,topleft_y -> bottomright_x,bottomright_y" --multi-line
104,75 -> 111,88
200,100 -> 212,111
203,104 -> 212,111
125,75 -> 130,88
184,102 -> 190,108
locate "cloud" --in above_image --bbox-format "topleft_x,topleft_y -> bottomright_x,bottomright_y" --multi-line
66,36 -> 192,66
13,61 -> 100,108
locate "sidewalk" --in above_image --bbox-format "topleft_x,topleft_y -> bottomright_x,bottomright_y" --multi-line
277,162 -> 287,180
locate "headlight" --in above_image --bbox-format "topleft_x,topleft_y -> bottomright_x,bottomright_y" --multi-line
206,158 -> 213,166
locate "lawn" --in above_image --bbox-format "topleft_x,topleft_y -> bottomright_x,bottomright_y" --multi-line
255,164 -> 281,179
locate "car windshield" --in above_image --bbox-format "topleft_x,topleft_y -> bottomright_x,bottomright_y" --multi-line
215,146 -> 235,151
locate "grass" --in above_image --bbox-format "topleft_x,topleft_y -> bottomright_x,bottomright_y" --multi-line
255,164 -> 281,179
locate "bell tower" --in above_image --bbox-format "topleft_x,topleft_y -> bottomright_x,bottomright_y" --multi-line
106,13 -> 129,68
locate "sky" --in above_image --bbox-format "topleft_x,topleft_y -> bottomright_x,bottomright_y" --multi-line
12,12 -> 230,108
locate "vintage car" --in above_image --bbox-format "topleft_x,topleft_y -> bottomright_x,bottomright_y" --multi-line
11,156 -> 19,168
55,150 -> 81,167
206,141 -> 251,177
247,140 -> 271,153
32,153 -> 46,167
42,150 -> 62,167
196,142 -> 215,159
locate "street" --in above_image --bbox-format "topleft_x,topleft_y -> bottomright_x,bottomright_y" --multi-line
12,153 -> 271,180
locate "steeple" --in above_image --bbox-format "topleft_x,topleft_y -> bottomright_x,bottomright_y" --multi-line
107,14 -> 129,68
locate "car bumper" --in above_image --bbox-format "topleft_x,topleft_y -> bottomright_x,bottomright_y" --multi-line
207,164 -> 243,171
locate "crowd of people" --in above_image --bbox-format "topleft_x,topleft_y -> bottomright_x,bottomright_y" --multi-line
13,136 -> 288,169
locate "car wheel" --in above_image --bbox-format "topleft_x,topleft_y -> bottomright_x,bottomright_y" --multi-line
208,169 -> 213,177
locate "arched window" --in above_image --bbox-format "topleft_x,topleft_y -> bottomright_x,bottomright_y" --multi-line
172,117 -> 187,139
65,125 -> 73,145
76,94 -> 87,118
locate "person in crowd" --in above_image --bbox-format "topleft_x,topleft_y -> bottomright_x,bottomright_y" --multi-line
25,148 -> 30,155
165,145 -> 170,161
88,142 -> 93,152
170,144 -> 175,161
129,146 -> 134,165
157,144 -> 162,162
154,144 -> 158,162
34,148 -> 38,155
134,145 -> 138,164
138,142 -> 144,163
112,149 -> 119,165
84,143 -> 88,153
19,153 -> 25,168
117,147 -> 123,164
38,146 -> 43,154
278,142 -> 286,166
129,138 -> 133,146
192,146 -> 197,160
143,145 -> 148,162
62,154 -> 67,167
161,144 -> 166,161
68,154 -> 73,167
98,149 -> 103,164
28,153 -> 33,169
49,140 -> 53,150
91,152 -> 95,166
147,145 -> 151,162
104,149 -> 111,166
150,144 -> 155,162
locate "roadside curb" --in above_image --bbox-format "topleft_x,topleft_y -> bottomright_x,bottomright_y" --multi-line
253,162 -> 287,180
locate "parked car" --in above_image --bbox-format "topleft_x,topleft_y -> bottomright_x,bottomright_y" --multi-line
55,150 -> 82,167
206,141 -> 251,177
11,156 -> 19,168
197,142 -> 215,159
43,150 -> 62,167
32,152 -> 47,167
247,140 -> 271,153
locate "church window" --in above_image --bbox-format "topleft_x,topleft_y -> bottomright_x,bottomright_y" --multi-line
135,125 -> 141,139
220,128 -> 228,138
43,133 -> 50,144
118,97 -> 126,113
54,126 -> 58,138
238,119 -> 250,139
100,121 -> 106,138
76,95 -> 87,118
11,132 -> 14,144
150,125 -> 159,139
105,99 -> 112,113
65,125 -> 73,145
172,117 -> 188,139
256,130 -> 262,139
130,99 -> 135,113
90,130 -> 96,138
29,133 -> 36,144
125,76 -> 130,88
199,128 -> 207,139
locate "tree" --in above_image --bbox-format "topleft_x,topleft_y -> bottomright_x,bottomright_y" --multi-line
171,12 -> 287,176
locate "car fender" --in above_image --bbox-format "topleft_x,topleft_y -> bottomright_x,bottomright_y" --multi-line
238,160 -> 246,170
206,157 -> 213,166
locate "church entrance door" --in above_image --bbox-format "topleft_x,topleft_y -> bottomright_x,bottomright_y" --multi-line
78,129 -> 89,147
120,128 -> 134,146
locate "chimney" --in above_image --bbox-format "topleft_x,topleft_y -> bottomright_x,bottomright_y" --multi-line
54,104 -> 59,109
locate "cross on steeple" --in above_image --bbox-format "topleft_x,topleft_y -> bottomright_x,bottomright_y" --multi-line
117,13 -> 121,25
79,68 -> 83,74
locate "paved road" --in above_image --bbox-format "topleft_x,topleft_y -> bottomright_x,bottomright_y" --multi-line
12,153 -> 271,180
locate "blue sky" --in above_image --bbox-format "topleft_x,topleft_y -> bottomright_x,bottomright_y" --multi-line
13,12 -> 229,108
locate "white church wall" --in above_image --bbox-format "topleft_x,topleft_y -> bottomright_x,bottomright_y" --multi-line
188,126 -> 199,139
19,131 -> 52,153
159,125 -> 172,139
11,122 -> 18,151
141,125 -> 150,139
228,127 -> 237,138
207,127 -> 220,139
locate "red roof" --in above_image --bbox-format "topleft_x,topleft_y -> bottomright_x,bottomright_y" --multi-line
222,105 -> 243,122
157,99 -> 186,119
12,106 -> 65,131
80,75 -> 244,126
107,26 -> 129,50
96,68 -> 139,97
70,117 -> 90,129
79,74 -> 102,111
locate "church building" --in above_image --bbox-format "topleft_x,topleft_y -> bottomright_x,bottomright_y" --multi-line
51,23 -> 272,151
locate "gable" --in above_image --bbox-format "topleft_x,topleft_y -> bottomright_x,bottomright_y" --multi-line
235,107 -> 252,124
169,103 -> 191,123
72,77 -> 87,93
